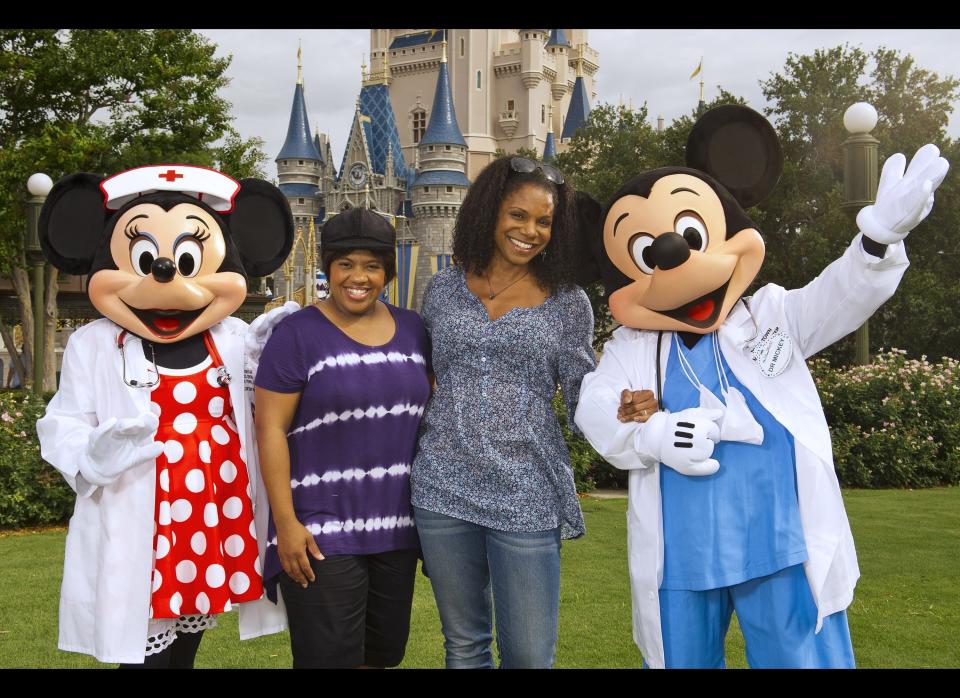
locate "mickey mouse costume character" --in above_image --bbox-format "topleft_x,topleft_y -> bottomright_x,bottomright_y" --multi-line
36,165 -> 297,667
574,106 -> 949,668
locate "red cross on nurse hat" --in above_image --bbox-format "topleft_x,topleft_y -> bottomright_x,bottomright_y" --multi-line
99,164 -> 241,212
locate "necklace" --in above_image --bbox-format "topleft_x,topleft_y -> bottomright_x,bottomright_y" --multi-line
485,269 -> 529,299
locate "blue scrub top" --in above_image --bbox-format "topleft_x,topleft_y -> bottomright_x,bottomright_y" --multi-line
660,333 -> 807,590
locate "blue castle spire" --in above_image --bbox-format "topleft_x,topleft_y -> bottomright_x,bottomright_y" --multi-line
561,70 -> 591,140
543,132 -> 556,162
277,81 -> 322,162
546,29 -> 570,47
543,102 -> 557,162
414,36 -> 470,189
419,44 -> 467,147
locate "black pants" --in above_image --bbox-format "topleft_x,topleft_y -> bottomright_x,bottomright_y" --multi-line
278,549 -> 419,668
117,630 -> 205,669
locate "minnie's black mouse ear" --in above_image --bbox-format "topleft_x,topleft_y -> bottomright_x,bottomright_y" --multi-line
227,179 -> 294,277
686,105 -> 783,209
38,173 -> 109,275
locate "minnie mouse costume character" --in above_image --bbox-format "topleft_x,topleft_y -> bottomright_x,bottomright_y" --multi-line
574,106 -> 949,668
36,165 -> 297,666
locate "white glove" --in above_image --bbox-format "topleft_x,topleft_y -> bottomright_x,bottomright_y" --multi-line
635,408 -> 722,477
856,143 -> 949,245
77,413 -> 163,487
245,301 -> 300,366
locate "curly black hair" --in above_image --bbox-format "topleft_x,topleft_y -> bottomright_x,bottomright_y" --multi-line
452,156 -> 580,293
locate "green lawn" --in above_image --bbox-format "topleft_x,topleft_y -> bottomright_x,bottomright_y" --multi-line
0,489 -> 957,668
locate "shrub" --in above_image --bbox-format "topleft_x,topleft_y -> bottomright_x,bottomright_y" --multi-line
553,391 -> 598,492
812,349 -> 960,488
0,391 -> 75,528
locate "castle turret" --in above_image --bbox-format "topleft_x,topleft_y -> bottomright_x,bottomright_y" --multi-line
411,35 -> 469,309
275,44 -> 323,302
276,45 -> 322,213
547,29 -> 571,102
519,29 -> 547,90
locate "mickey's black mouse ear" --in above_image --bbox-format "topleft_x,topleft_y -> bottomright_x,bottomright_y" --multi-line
572,191 -> 603,288
686,105 -> 782,209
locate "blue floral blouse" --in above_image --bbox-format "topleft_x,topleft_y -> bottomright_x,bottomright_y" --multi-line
410,267 -> 596,539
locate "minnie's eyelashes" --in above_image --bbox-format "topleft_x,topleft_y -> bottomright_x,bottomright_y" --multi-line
190,227 -> 211,243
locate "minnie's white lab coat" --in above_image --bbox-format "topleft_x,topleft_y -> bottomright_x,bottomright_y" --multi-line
36,316 -> 287,664
575,234 -> 909,668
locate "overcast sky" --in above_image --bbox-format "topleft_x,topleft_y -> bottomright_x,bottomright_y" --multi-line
198,29 -> 960,182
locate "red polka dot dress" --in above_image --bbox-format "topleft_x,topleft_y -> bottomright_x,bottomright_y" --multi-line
149,351 -> 263,620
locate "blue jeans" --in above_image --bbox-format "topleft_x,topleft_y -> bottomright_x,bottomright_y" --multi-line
413,506 -> 561,669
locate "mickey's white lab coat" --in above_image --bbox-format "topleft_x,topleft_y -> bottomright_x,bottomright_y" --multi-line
36,316 -> 287,664
575,234 -> 909,668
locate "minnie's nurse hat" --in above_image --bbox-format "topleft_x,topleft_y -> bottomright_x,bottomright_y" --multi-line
99,164 -> 241,212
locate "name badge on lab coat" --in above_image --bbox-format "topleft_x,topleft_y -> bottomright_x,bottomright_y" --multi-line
749,326 -> 793,378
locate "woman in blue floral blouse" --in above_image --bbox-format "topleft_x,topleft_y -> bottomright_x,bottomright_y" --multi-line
411,156 -> 653,668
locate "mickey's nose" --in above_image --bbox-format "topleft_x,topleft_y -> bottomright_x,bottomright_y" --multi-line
151,257 -> 176,283
650,232 -> 690,271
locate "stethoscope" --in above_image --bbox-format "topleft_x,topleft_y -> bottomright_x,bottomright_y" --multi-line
117,329 -> 232,389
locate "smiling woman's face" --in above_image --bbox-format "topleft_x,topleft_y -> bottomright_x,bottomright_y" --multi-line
490,183 -> 555,269
87,202 -> 247,342
325,249 -> 388,317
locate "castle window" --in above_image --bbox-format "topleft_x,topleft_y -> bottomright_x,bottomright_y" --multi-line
423,186 -> 430,193
445,145 -> 451,151
541,105 -> 545,124
298,198 -> 304,204
446,186 -> 453,193
412,108 -> 426,144
507,99 -> 515,111
298,160 -> 304,165
428,145 -> 434,152
476,70 -> 481,89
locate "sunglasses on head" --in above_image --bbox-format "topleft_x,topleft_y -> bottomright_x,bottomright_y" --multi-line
509,157 -> 565,185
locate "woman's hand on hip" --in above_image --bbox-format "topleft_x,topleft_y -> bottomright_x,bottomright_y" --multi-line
276,519 -> 325,587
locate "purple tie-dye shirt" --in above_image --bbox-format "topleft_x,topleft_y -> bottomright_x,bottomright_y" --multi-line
255,303 -> 430,601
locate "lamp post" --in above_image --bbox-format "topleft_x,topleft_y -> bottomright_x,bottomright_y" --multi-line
26,173 -> 52,395
841,103 -> 880,366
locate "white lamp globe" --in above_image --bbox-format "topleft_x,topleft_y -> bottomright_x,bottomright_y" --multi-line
843,103 -> 878,134
27,173 -> 53,196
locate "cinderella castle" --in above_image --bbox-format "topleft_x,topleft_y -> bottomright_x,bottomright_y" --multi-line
268,29 -> 597,311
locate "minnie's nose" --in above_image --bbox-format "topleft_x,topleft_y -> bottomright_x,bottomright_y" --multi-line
151,257 -> 176,283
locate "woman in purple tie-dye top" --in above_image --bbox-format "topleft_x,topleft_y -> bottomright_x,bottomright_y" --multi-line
254,209 -> 431,668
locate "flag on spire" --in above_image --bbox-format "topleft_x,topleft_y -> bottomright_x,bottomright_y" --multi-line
690,57 -> 703,80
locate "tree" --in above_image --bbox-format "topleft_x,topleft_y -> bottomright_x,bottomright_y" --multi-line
214,133 -> 269,180
0,29 -> 266,390
756,45 -> 960,363
493,146 -> 541,161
